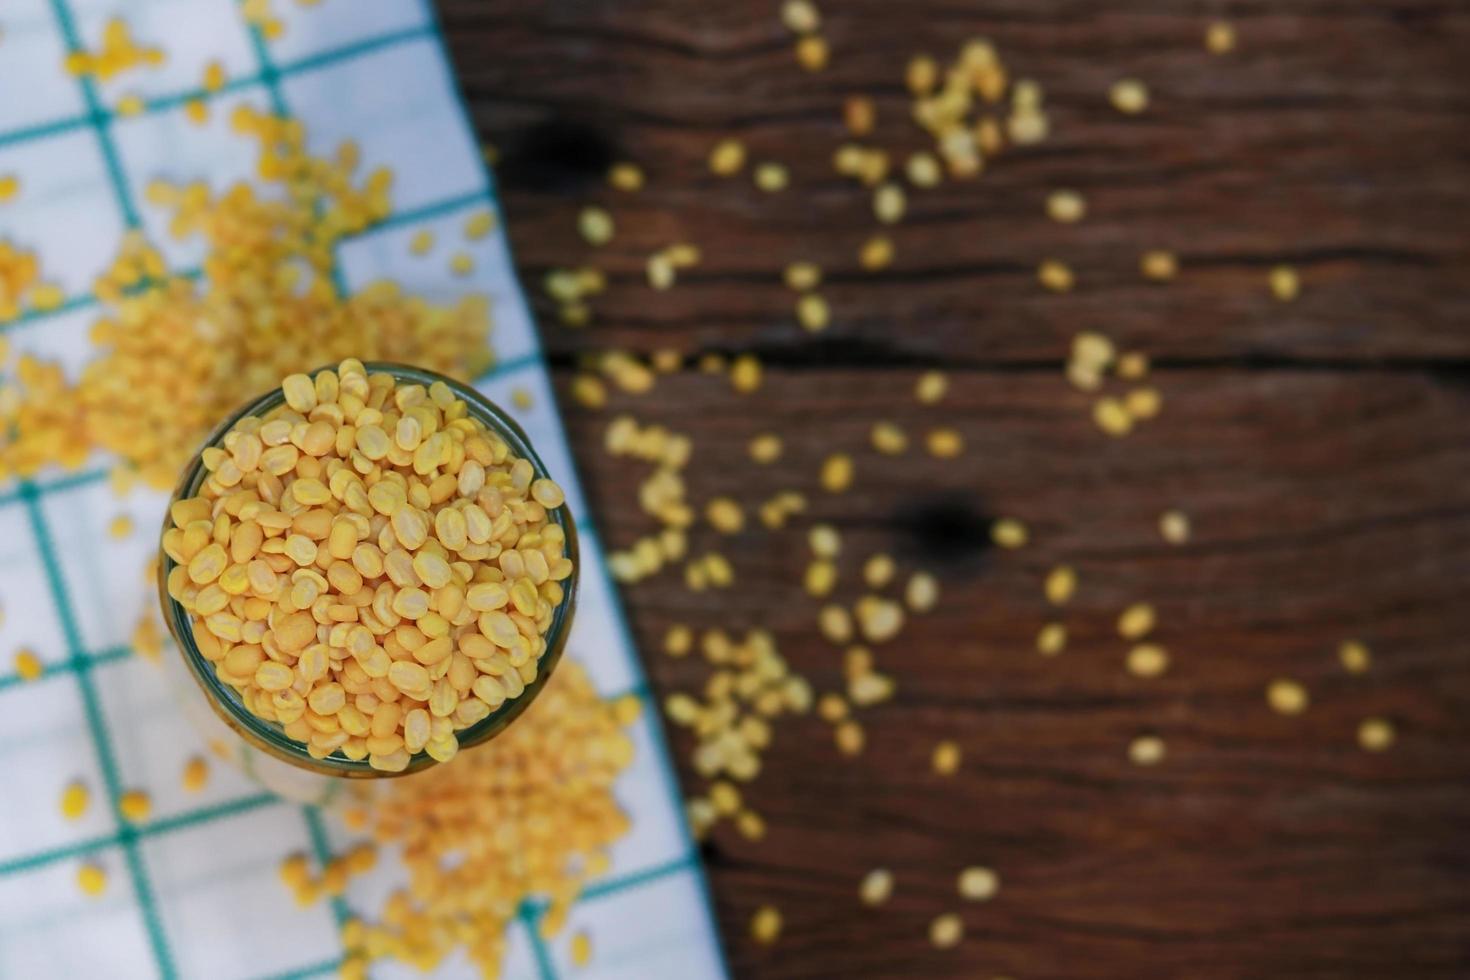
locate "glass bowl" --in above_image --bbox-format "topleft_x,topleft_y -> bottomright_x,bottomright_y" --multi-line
155,362 -> 578,803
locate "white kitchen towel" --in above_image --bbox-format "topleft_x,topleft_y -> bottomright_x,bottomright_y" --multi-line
0,1 -> 726,978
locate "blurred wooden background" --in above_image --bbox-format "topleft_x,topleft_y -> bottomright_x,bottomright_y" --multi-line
436,1 -> 1470,977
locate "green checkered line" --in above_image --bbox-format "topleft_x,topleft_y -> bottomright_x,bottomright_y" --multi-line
0,468 -> 110,507
241,854 -> 699,980
0,25 -> 433,154
44,0 -> 141,228
236,19 -> 361,938
0,792 -> 279,879
0,643 -> 128,693
357,188 -> 497,235
0,186 -> 500,339
23,482 -> 177,977
0,267 -> 205,337
25,2 -> 176,970
0,0 -> 727,975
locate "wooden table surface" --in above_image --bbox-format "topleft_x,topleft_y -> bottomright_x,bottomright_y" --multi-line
437,2 -> 1470,976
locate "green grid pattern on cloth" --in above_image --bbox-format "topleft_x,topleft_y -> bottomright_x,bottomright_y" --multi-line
0,19 -> 433,339
0,0 -> 726,977
5,401 -> 710,980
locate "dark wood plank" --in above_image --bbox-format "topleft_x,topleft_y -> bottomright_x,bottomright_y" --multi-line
436,1 -> 1470,976
446,0 -> 1470,363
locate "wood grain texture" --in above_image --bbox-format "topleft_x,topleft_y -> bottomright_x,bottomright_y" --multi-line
436,1 -> 1470,976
